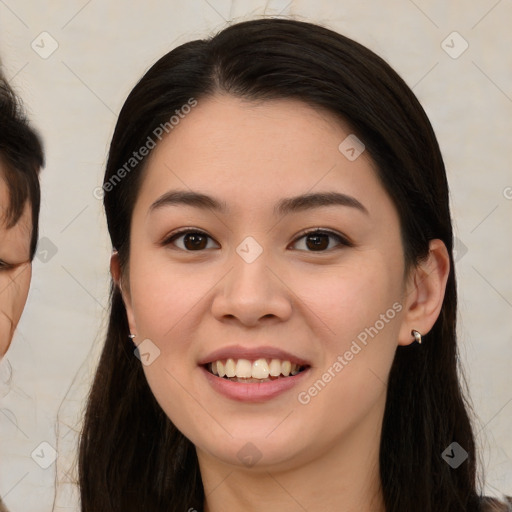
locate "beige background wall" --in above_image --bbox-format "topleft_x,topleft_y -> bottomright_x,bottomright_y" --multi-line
0,1 -> 511,510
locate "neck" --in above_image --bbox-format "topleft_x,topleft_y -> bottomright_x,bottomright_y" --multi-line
198,400 -> 386,512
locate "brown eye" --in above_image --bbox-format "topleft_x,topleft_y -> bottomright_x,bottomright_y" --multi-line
165,230 -> 219,251
291,229 -> 351,252
305,232 -> 330,251
182,232 -> 208,250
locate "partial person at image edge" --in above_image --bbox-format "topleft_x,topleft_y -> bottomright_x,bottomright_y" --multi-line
0,67 -> 44,511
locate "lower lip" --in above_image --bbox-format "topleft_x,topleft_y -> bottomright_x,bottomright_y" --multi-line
201,366 -> 310,402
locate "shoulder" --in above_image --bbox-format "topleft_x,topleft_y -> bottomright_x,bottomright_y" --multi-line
480,496 -> 512,511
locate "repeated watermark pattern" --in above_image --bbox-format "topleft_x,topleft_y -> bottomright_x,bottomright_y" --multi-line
1,1 -> 510,510
338,134 -> 365,161
297,302 -> 402,405
441,442 -> 469,469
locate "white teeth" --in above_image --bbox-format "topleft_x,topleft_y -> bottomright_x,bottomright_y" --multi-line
225,358 -> 236,378
208,357 -> 304,379
252,359 -> 270,379
269,359 -> 281,377
235,359 -> 253,378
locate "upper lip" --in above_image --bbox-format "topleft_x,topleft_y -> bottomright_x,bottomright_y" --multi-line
198,345 -> 311,367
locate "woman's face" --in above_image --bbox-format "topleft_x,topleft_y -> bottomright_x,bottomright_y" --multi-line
0,175 -> 32,358
121,95 -> 416,472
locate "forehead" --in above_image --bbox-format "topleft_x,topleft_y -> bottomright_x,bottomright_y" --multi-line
136,95 -> 388,213
157,95 -> 352,161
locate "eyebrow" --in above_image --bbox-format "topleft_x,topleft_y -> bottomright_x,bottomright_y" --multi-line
149,190 -> 368,216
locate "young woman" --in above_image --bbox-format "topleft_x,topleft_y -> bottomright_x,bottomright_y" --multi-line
78,18 -> 511,512
0,73 -> 44,511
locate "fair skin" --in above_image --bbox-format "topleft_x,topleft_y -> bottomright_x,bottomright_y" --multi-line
111,95 -> 450,512
0,174 -> 32,358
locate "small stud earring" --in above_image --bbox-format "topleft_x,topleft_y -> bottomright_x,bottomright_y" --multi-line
128,334 -> 136,340
411,329 -> 422,344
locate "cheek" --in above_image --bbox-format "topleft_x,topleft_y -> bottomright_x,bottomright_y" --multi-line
0,265 -> 31,355
129,259 -> 212,342
128,264 -> 214,445
293,258 -> 403,424
0,303 -> 12,356
300,257 -> 402,341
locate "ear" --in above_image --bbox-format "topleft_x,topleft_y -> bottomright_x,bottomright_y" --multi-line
398,239 -> 450,346
110,251 -> 137,337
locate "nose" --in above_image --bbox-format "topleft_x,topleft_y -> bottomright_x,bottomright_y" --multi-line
211,247 -> 293,327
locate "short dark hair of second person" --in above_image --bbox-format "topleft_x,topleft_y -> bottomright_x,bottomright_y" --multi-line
0,75 -> 44,259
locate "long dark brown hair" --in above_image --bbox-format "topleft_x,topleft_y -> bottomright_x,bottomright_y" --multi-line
79,18 -> 483,511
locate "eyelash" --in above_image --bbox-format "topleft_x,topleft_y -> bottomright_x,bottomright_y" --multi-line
0,260 -> 12,271
162,228 -> 353,253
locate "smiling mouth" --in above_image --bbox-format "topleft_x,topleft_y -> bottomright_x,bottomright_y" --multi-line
205,358 -> 308,383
